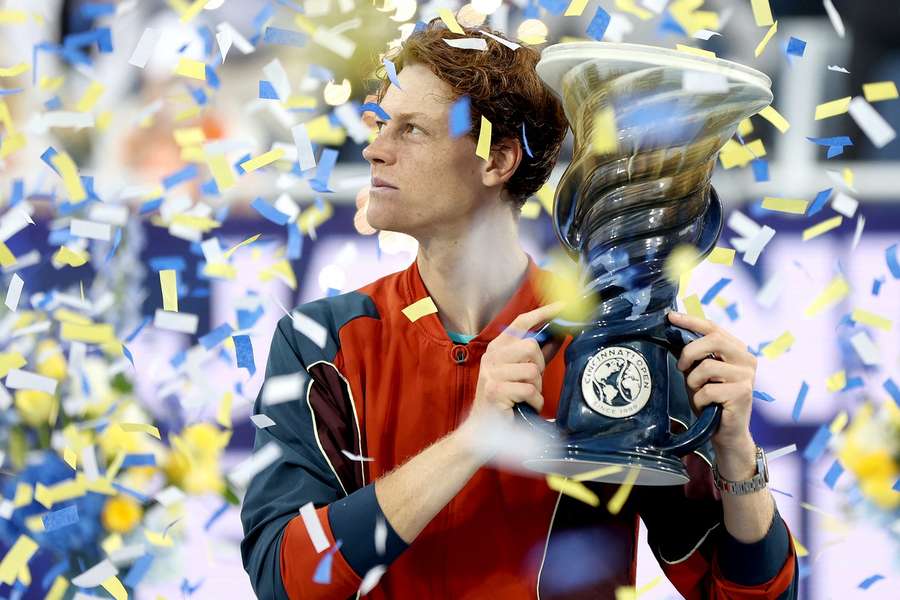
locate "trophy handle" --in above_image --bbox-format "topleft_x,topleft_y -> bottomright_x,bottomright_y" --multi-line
652,325 -> 722,455
511,320 -> 568,436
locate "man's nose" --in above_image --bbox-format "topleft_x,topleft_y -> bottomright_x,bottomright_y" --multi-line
362,135 -> 393,164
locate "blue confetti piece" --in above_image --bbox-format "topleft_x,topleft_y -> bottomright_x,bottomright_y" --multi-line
751,158 -> 769,182
64,27 -> 113,54
310,148 -> 338,193
803,425 -> 831,462
125,316 -> 151,343
200,178 -> 219,197
383,58 -> 402,90
81,2 -> 116,19
724,302 -> 739,321
893,477 -> 900,492
807,188 -> 833,216
139,197 -> 163,215
252,2 -> 275,33
190,86 -> 208,106
826,144 -> 844,159
205,65 -> 220,89
586,6 -> 611,41
44,95 -> 62,110
122,345 -> 134,367
104,226 -> 122,264
40,146 -> 60,175
162,164 -> 198,190
200,323 -> 234,350
287,222 -> 303,260
449,96 -> 472,138
313,540 -> 343,584
259,80 -> 279,99
276,0 -> 305,12
121,453 -> 156,468
539,0 -> 568,15
786,37 -> 806,57
700,277 -> 731,305
806,136 -> 852,147
858,574 -> 884,590
234,335 -> 256,376
42,505 -> 79,532
264,26 -> 307,47
872,276 -> 884,296
251,197 -> 291,225
360,102 -> 391,121
792,381 -> 808,422
843,376 -> 864,391
10,179 -> 23,207
198,26 -> 214,58
111,483 -> 149,503
148,256 -> 186,272
886,244 -> 900,278
752,390 -> 775,402
124,555 -> 154,588
883,378 -> 900,406
204,501 -> 230,531
521,122 -> 534,158
0,88 -> 23,96
823,459 -> 844,489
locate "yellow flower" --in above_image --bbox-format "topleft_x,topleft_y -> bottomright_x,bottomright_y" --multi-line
837,403 -> 900,510
101,496 -> 143,534
164,423 -> 232,495
14,390 -> 58,428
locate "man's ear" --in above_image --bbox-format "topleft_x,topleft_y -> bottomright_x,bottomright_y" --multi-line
481,137 -> 523,188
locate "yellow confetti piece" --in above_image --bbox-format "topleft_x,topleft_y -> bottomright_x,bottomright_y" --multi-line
160,269 -> 178,312
285,95 -> 317,110
101,576 -> 128,600
0,132 -> 26,159
0,352 -> 26,377
862,81 -> 899,103
12,484 -> 32,508
842,167 -> 854,188
169,214 -> 221,232
804,275 -> 849,317
217,392 -> 234,429
761,197 -> 808,214
120,422 -> 162,439
591,107 -> 618,155
63,447 -> 77,470
615,0 -> 653,20
564,0 -> 590,17
105,451 -> 126,482
802,215 -> 843,241
174,57 -> 206,80
175,106 -> 201,122
546,475 -> 600,506
179,0 -> 207,23
45,576 -> 68,600
759,105 -> 790,133
241,148 -> 285,173
520,200 -> 542,219
145,529 -> 174,547
0,63 -> 29,77
707,247 -> 735,266
304,113 -> 347,146
825,370 -> 846,392
50,152 -> 87,202
572,465 -> 623,482
851,308 -> 892,331
762,331 -> 795,359
675,44 -> 716,59
34,483 -> 53,510
173,127 -> 205,146
206,154 -> 236,191
402,297 -> 439,323
0,10 -> 28,24
204,262 -> 237,279
682,294 -> 705,319
475,115 -> 492,160
96,110 -> 112,131
754,21 -> 778,58
54,308 -> 93,325
75,81 -> 104,113
438,8 -> 464,34
536,182 -> 555,215
814,96 -> 852,120
737,118 -> 754,138
0,535 -> 38,585
638,576 -> 663,596
224,233 -> 261,259
39,75 -> 64,92
664,244 -> 700,283
719,138 -> 766,169
829,410 -> 849,434
792,535 -> 809,557
607,467 -> 640,515
750,0 -> 774,27
60,322 -> 116,344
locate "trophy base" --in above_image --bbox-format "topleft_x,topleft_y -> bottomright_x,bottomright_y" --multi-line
523,447 -> 690,486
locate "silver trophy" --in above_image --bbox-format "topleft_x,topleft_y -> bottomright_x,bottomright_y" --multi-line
519,43 -> 773,485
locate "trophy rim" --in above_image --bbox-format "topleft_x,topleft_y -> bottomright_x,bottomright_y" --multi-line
536,41 -> 773,97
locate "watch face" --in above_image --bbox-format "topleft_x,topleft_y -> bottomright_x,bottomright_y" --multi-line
758,448 -> 769,482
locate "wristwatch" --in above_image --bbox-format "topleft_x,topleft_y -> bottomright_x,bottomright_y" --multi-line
713,446 -> 769,495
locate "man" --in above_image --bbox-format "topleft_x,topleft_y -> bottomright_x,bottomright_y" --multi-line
241,19 -> 798,600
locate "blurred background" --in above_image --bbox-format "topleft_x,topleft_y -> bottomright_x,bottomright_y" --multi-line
0,0 -> 898,598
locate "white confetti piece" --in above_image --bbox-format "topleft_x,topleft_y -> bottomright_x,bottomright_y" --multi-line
742,225 -> 776,266
374,516 -> 387,556
827,65 -> 850,74
0,207 -> 35,242
312,26 -> 356,59
299,501 -> 330,552
128,27 -> 161,68
850,331 -> 880,366
216,28 -> 233,63
261,372 -> 308,405
831,192 -> 858,218
72,559 -> 117,587
823,0 -> 845,38
767,444 -> 797,461
340,449 -> 375,462
291,123 -> 317,171
263,58 -> 291,101
444,37 -> 488,50
756,273 -> 782,308
692,29 -> 721,41
291,311 -> 328,348
87,203 -> 129,226
250,414 -> 276,428
70,219 -> 112,241
359,565 -> 387,594
851,214 -> 865,251
153,309 -> 199,334
5,369 -> 58,394
848,96 -> 897,148
154,486 -> 186,507
480,30 -> 521,50
216,22 -> 254,55
228,441 -> 282,488
5,274 -> 23,311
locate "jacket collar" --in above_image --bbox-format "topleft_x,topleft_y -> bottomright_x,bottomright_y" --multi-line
403,253 -> 547,345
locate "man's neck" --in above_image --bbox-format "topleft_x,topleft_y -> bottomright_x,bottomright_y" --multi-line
414,207 -> 528,337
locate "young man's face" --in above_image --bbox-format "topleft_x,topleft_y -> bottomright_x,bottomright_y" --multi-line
362,63 -> 494,239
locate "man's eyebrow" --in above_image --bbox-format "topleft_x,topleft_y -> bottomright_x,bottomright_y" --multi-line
377,109 -> 433,122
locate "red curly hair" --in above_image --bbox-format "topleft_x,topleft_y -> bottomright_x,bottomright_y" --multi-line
370,18 -> 569,212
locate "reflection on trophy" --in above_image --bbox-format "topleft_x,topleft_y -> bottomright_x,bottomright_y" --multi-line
517,42 -> 773,485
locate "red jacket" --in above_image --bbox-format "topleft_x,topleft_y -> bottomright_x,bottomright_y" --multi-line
241,255 -> 798,599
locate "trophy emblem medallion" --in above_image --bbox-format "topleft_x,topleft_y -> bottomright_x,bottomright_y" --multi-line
582,346 -> 652,419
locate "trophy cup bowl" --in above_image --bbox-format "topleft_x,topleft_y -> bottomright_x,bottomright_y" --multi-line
516,42 -> 773,485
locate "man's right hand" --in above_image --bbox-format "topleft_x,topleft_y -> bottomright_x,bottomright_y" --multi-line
463,301 -> 567,425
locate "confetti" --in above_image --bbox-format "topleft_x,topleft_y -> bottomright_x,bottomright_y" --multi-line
261,372 -> 308,405
754,21 -> 778,58
546,475 -> 599,506
153,309 -> 198,334
804,275 -> 849,317
119,423 -> 161,439
849,331 -> 880,366
475,115 -> 492,160
823,0 -> 845,38
299,501 -> 330,552
862,81 -> 898,103
449,96 -> 472,138
761,197 -> 808,214
851,308 -> 892,331
401,297 -> 439,322
5,273 -> 23,311
5,368 -> 58,394
848,96 -> 897,148
438,8 -> 464,34
240,148 -> 285,173
160,269 -> 178,312
759,106 -> 790,133
586,6 -> 612,41
42,505 -> 79,532
607,467 -> 640,514
750,0 -> 774,27
250,414 -> 276,428
802,216 -> 843,241
128,28 -> 161,68
174,57 -> 206,81
444,38 -> 488,51
815,96 -> 852,120
291,310 -> 329,348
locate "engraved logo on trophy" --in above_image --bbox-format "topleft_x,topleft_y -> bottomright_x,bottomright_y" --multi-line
581,346 -> 652,419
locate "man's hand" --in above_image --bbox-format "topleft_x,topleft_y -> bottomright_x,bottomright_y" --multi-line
667,311 -> 759,479
462,301 -> 567,427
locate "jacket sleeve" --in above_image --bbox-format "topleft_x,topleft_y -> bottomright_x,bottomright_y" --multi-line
636,454 -> 798,600
239,313 -> 407,600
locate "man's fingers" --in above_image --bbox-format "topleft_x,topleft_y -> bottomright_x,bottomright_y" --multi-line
509,301 -> 567,334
